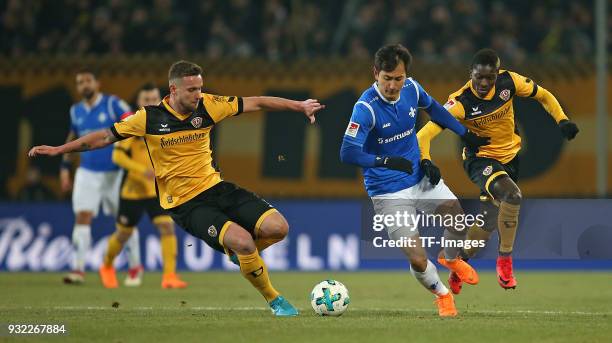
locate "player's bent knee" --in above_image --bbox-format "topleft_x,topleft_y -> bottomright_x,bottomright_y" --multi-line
259,213 -> 289,239
505,189 -> 522,205
224,224 -> 256,255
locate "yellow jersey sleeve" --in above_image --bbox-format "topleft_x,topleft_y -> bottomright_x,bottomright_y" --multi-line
509,71 -> 538,98
201,93 -> 243,123
416,95 -> 465,161
112,138 -> 148,176
111,108 -> 147,139
417,122 -> 444,161
443,97 -> 466,120
509,71 -> 568,123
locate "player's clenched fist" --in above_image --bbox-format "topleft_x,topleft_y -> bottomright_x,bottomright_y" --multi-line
300,99 -> 326,124
28,145 -> 62,157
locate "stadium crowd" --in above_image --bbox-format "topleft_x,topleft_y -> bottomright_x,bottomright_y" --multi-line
1,0 -> 601,63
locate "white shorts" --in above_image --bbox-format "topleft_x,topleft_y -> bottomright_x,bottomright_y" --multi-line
371,176 -> 457,236
72,167 -> 122,217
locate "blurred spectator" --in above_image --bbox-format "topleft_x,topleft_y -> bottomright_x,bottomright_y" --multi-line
17,167 -> 56,202
0,0 -> 600,63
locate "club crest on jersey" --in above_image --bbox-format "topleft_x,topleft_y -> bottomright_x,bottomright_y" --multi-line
499,89 -> 511,101
208,225 -> 217,237
345,122 -> 360,137
191,116 -> 203,128
483,165 -> 493,176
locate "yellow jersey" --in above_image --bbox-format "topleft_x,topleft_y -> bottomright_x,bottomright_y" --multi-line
111,93 -> 243,209
418,70 -> 568,164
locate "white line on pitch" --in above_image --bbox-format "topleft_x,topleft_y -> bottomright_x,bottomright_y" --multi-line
5,306 -> 609,316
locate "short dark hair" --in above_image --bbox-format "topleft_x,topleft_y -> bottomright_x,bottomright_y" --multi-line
168,60 -> 202,82
471,48 -> 500,69
374,44 -> 412,73
138,82 -> 158,94
75,67 -> 97,79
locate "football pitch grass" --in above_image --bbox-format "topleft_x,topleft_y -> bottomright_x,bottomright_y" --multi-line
1,271 -> 611,342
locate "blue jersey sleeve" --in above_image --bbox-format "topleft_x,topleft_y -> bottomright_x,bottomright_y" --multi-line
413,79 -> 466,136
342,102 -> 374,147
110,96 -> 131,122
340,102 -> 379,167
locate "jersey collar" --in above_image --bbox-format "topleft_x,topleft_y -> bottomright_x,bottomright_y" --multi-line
82,93 -> 102,111
162,96 -> 190,120
373,82 -> 400,105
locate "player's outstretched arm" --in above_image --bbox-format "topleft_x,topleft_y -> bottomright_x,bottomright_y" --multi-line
28,128 -> 119,157
533,87 -> 579,140
511,71 -> 578,140
242,97 -> 325,124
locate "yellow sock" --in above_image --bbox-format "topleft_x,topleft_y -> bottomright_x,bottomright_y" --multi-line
255,238 -> 281,252
463,225 -> 493,258
237,251 -> 280,302
498,202 -> 521,254
161,234 -> 177,276
104,233 -> 124,267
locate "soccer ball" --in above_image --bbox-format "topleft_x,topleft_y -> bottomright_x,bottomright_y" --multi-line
310,279 -> 350,316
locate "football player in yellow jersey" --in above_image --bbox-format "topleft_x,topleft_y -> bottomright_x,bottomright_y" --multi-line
417,49 -> 579,292
98,83 -> 187,289
29,60 -> 325,317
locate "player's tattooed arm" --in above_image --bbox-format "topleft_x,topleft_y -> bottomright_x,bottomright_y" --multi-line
28,128 -> 119,157
61,130 -> 77,165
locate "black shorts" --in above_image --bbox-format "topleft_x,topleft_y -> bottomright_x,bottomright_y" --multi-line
117,197 -> 168,227
167,181 -> 276,253
463,155 -> 520,198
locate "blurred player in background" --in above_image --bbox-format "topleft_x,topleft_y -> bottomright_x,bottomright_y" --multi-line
340,44 -> 490,317
60,69 -> 141,284
99,83 -> 187,289
418,48 -> 579,293
29,60 -> 325,317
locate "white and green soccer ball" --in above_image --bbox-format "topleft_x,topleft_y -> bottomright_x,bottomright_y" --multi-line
310,279 -> 350,316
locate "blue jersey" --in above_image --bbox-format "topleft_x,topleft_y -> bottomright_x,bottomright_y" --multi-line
343,79 -> 435,196
70,94 -> 130,171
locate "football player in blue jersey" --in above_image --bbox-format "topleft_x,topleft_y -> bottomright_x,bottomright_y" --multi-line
340,44 -> 490,316
60,69 -> 142,284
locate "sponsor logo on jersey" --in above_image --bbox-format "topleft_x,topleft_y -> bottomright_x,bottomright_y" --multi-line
377,127 -> 415,144
382,123 -> 391,128
472,105 -> 511,127
160,132 -> 206,149
345,122 -> 360,137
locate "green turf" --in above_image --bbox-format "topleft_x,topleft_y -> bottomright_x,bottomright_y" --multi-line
1,271 -> 611,342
